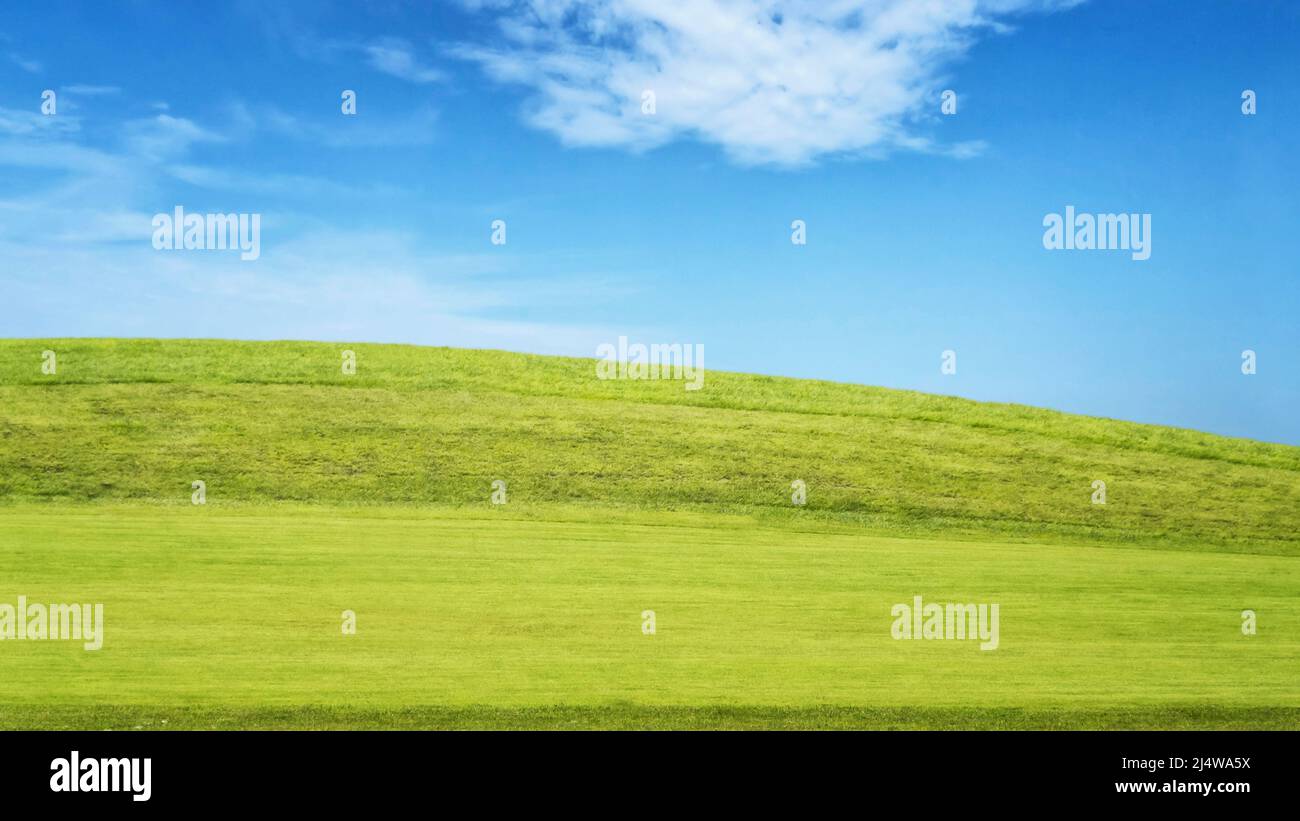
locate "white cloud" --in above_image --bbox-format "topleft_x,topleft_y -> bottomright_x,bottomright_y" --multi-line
0,98 -> 625,356
166,163 -> 403,198
62,84 -> 122,95
9,53 -> 42,73
121,114 -> 225,160
455,0 -> 1082,166
0,106 -> 81,138
256,102 -> 438,148
0,225 -> 623,356
364,37 -> 444,83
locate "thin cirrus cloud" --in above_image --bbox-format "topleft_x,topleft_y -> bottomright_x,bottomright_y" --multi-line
363,37 -> 445,83
8,52 -> 42,73
453,0 -> 1084,166
0,88 -> 618,356
62,84 -> 123,95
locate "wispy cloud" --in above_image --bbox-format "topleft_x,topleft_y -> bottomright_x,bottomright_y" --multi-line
454,0 -> 1083,166
0,93 -> 619,355
166,162 -> 404,198
247,14 -> 445,86
9,52 -> 41,73
364,37 -> 444,83
0,105 -> 81,138
0,224 -> 623,355
121,114 -> 225,160
62,84 -> 122,95
257,102 -> 438,148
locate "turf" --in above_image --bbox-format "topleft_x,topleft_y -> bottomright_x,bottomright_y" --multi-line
0,339 -> 1296,729
6,706 -> 1297,731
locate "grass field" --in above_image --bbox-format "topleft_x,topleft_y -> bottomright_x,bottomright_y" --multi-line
1,339 -> 1297,729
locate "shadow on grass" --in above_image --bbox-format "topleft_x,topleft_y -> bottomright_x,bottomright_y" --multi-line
4,705 -> 1298,730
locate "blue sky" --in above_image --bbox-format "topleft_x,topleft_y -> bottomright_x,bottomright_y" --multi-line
1,0 -> 1297,443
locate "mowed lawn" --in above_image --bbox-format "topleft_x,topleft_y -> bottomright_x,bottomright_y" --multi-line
1,339 -> 1297,728
0,505 -> 1296,729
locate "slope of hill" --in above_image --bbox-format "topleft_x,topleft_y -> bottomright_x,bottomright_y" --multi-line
1,339 -> 1297,729
2,339 -> 1299,552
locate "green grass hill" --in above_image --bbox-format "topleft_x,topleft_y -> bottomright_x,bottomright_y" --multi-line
2,338 -> 1297,553
1,338 -> 1296,730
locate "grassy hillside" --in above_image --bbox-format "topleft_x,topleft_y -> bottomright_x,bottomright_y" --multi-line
2,338 -> 1297,552
1,339 -> 1297,729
